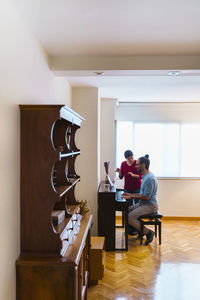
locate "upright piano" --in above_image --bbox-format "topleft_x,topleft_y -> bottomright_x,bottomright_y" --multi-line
98,181 -> 128,251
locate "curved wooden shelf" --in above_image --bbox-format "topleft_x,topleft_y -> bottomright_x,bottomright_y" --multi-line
65,204 -> 80,216
53,205 -> 80,234
51,118 -> 81,154
55,178 -> 80,197
59,151 -> 80,159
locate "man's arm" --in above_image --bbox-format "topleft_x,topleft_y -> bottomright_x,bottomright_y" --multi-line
122,192 -> 149,201
124,178 -> 154,201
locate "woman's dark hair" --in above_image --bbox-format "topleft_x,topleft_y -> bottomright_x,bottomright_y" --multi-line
139,154 -> 150,169
124,150 -> 133,159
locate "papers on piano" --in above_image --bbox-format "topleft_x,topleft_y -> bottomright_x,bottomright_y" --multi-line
105,172 -> 114,188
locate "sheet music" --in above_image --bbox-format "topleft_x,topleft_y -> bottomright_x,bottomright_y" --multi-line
104,171 -> 114,188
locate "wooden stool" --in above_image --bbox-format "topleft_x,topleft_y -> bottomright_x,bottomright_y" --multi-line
89,236 -> 105,285
137,212 -> 163,245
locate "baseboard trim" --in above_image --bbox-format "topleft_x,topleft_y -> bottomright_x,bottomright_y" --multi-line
162,216 -> 200,220
116,215 -> 200,221
116,216 -> 200,221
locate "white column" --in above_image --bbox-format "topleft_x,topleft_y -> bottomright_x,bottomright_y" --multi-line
100,98 -> 117,182
72,87 -> 100,234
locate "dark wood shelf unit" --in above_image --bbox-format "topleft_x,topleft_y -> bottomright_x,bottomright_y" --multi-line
16,105 -> 92,300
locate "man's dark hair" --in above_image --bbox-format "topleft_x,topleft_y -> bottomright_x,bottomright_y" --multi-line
139,154 -> 150,169
124,150 -> 133,159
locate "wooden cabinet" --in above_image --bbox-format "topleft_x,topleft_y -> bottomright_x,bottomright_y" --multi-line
16,105 -> 92,300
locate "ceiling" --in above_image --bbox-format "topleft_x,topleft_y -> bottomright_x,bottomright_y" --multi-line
66,72 -> 200,102
11,0 -> 200,56
11,0 -> 200,102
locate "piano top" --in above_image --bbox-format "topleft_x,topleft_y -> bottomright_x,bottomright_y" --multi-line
98,181 -> 116,193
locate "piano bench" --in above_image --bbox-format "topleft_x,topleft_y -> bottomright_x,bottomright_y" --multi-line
137,212 -> 163,245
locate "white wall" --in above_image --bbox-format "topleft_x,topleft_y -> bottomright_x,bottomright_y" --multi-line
116,178 -> 200,217
100,98 -> 116,182
158,179 -> 200,217
116,102 -> 200,122
72,87 -> 100,235
0,1 -> 71,300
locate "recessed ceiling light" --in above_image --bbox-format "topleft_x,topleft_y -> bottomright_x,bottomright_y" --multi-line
94,71 -> 104,76
168,71 -> 180,76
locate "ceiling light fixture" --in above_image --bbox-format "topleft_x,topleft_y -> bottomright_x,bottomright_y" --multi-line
168,71 -> 180,76
94,71 -> 104,76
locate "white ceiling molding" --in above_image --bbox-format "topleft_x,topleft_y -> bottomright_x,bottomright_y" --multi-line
118,102 -> 200,106
50,55 -> 200,74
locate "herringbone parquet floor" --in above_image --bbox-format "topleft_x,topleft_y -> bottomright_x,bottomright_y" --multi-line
88,220 -> 200,300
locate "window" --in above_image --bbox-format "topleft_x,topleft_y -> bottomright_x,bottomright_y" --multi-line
116,121 -> 133,167
116,121 -> 200,177
181,124 -> 200,177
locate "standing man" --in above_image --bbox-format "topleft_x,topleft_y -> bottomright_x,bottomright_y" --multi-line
122,154 -> 158,245
116,150 -> 142,234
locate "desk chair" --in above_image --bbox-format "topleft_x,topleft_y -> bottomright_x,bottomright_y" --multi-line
137,212 -> 163,245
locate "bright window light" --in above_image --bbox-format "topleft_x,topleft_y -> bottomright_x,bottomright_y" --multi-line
116,121 -> 133,168
116,121 -> 200,177
181,124 -> 200,177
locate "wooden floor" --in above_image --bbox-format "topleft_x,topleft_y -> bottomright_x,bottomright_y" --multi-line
87,220 -> 200,300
